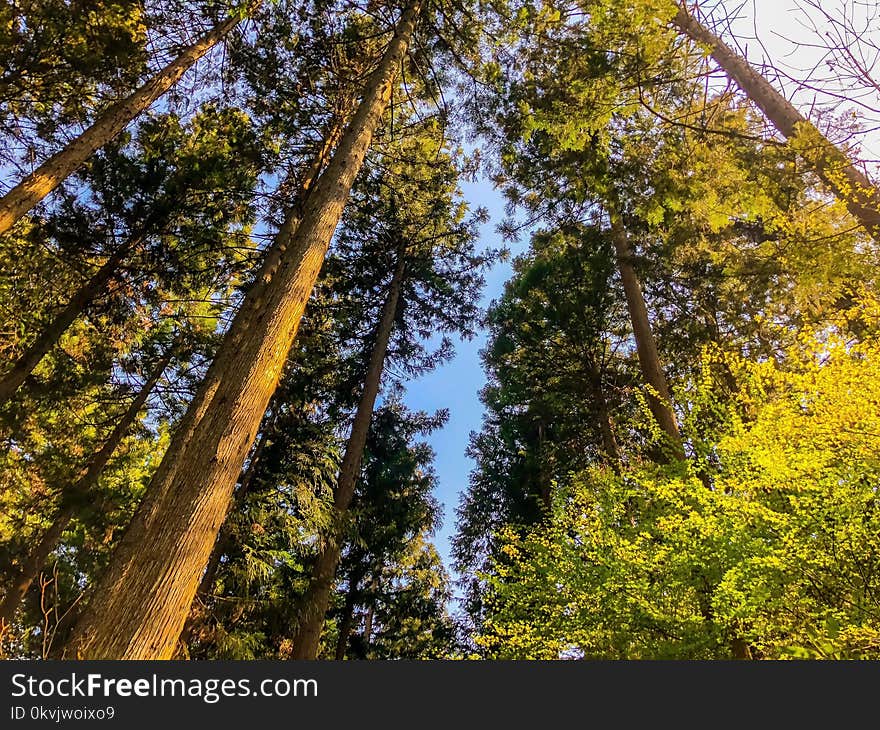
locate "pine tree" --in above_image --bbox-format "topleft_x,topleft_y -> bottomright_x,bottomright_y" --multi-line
290,111 -> 489,657
0,1 -> 259,235
65,0 -> 425,659
0,105 -> 264,404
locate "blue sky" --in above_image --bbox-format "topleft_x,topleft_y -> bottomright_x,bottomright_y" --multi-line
401,177 -> 524,576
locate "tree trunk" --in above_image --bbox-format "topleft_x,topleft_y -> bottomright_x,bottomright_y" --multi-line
291,253 -> 407,660
585,357 -> 621,465
673,6 -> 880,241
243,108 -> 349,313
334,572 -> 363,661
103,117 -> 342,658
0,6 -> 255,236
730,636 -> 754,660
64,0 -> 422,660
536,420 -> 552,512
198,420 -> 270,599
176,423 -> 272,653
0,345 -> 173,630
362,604 -> 374,650
609,219 -> 682,455
153,110 -> 347,508
0,231 -> 143,404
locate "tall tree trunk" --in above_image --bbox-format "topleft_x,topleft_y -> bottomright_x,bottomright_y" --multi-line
536,420 -> 552,512
64,1 -> 422,660
116,118 -> 343,659
291,253 -> 407,660
609,219 -> 682,455
176,423 -> 272,653
155,108 -> 348,501
362,604 -> 374,650
334,570 -> 363,661
243,110 -> 350,312
0,345 -> 173,630
195,430 -> 266,601
585,357 -> 621,465
673,6 -> 880,241
0,228 -> 146,404
0,5 -> 256,236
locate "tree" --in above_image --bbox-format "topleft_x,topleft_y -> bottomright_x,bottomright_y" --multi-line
290,241 -> 408,658
672,4 -> 880,241
291,112 -> 489,657
454,223 -> 637,631
0,104 -> 265,404
0,0 -> 147,157
0,1 -> 259,235
180,295 -> 347,659
340,537 -> 457,660
0,334 -> 178,631
332,403 -> 456,661
456,2 -> 879,652
65,0 -> 425,659
476,303 -> 880,658
5,0 -> 878,664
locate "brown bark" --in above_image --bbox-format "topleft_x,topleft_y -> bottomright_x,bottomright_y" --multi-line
730,636 -> 754,660
536,420 -> 552,512
64,0 -> 422,660
176,424 -> 272,653
151,109 -> 347,513
0,7 -> 256,236
190,433 -> 265,606
242,112 -> 349,314
673,6 -> 880,241
291,252 -> 408,660
0,346 -> 173,630
121,118 -> 343,658
609,219 -> 682,455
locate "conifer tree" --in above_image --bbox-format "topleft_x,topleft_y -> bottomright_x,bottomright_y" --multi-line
291,114 -> 489,657
0,1 -> 259,235
65,0 -> 425,659
0,105 -> 264,404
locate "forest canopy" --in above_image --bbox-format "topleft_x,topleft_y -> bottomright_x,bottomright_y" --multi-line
0,0 -> 878,660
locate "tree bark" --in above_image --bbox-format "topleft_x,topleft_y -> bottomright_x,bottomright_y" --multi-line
673,6 -> 880,241
609,219 -> 682,455
157,109 -> 347,500
0,6 -> 255,236
176,423 -> 272,653
291,252 -> 407,660
0,345 -> 173,630
362,604 -> 374,650
64,0 -> 422,660
192,429 -> 266,604
105,118 -> 342,658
